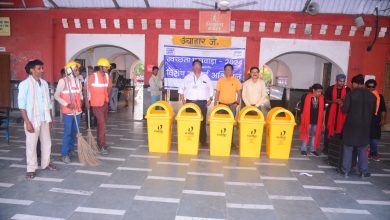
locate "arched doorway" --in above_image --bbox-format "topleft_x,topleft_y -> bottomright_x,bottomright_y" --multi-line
70,45 -> 144,120
266,52 -> 345,112
266,52 -> 344,89
260,38 -> 349,112
71,45 -> 142,79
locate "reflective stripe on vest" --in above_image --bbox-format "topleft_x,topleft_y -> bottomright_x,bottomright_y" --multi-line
90,72 -> 109,107
60,77 -> 82,114
92,72 -> 109,87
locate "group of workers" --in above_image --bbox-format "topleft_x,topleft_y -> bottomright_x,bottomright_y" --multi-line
18,58 -> 112,179
17,57 -> 386,180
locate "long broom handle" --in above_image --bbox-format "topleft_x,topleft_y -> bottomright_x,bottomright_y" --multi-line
65,75 -> 81,134
86,70 -> 91,129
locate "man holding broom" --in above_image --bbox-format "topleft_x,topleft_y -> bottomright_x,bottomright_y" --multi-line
86,58 -> 112,155
54,61 -> 83,163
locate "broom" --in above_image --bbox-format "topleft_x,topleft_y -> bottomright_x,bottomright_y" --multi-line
85,70 -> 99,153
65,72 -> 99,166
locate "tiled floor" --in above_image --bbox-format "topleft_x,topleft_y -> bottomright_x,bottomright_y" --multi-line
0,107 -> 389,220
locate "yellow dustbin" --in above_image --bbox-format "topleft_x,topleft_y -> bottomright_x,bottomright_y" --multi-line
237,106 -> 265,158
265,107 -> 296,159
145,101 -> 174,153
209,105 -> 235,157
176,103 -> 203,155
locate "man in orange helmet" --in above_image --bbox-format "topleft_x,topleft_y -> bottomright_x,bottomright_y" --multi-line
86,58 -> 112,155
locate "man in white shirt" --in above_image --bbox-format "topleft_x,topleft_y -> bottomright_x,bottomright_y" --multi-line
109,63 -> 119,112
179,60 -> 214,145
242,66 -> 270,117
148,66 -> 162,105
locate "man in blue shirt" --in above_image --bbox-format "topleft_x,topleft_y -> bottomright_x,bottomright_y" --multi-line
18,59 -> 56,180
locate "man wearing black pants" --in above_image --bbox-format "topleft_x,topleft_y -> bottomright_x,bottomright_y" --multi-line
323,74 -> 350,154
179,60 -> 214,145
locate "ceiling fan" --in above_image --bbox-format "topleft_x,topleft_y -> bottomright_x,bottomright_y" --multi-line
302,0 -> 319,15
192,0 -> 258,11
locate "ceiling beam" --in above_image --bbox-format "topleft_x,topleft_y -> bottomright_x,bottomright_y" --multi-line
112,0 -> 120,9
143,0 -> 150,8
47,0 -> 59,8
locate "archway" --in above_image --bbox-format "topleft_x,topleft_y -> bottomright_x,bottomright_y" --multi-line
66,34 -> 145,64
266,52 -> 344,89
261,41 -> 348,112
259,38 -> 350,76
71,45 -> 141,79
70,44 -> 145,120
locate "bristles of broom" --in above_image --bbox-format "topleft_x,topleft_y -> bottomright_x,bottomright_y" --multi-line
87,128 -> 99,153
77,133 -> 99,166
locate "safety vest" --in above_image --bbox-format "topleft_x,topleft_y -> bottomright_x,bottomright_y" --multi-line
60,76 -> 82,114
90,72 -> 109,107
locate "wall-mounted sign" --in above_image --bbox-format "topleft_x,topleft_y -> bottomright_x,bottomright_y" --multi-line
172,35 -> 231,48
199,11 -> 231,33
0,17 -> 11,36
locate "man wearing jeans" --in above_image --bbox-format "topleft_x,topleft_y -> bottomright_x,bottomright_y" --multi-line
179,59 -> 214,145
299,84 -> 324,156
54,61 -> 83,163
342,74 -> 376,178
109,63 -> 119,112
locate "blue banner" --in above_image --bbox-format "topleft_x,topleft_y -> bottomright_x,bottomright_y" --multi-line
163,46 -> 245,89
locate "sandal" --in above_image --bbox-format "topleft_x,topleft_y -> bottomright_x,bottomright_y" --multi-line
45,163 -> 57,171
25,172 -> 36,180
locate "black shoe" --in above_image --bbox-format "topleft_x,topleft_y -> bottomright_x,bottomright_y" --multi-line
310,151 -> 320,157
359,172 -> 371,178
301,151 -> 307,156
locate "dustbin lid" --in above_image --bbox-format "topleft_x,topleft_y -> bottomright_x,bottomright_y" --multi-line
208,104 -> 235,122
176,103 -> 203,120
237,106 -> 265,123
266,107 -> 295,125
157,100 -> 174,115
145,101 -> 174,119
